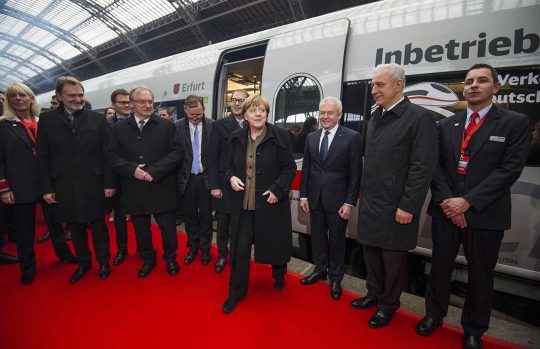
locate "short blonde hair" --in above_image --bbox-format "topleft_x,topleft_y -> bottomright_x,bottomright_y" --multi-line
56,76 -> 84,95
1,82 -> 40,120
241,95 -> 270,116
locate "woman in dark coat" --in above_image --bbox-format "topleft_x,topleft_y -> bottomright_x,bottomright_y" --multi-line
222,95 -> 296,313
293,116 -> 318,154
0,83 -> 76,285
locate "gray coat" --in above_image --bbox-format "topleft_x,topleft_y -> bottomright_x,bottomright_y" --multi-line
356,97 -> 438,251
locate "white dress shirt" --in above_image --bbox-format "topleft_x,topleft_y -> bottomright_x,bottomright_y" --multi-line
466,103 -> 493,128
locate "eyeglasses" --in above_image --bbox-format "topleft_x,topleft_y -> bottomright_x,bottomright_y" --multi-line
133,100 -> 154,106
231,98 -> 245,104
115,101 -> 130,105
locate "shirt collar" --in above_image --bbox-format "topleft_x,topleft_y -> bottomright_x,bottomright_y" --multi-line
323,122 -> 339,135
13,115 -> 38,123
134,114 -> 149,124
467,103 -> 493,121
383,97 -> 405,114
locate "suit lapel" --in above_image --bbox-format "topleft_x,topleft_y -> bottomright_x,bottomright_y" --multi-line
7,120 -> 32,149
450,111 -> 467,163
310,129 -> 322,164
224,115 -> 240,134
326,125 -> 345,161
469,106 -> 501,159
55,109 -> 72,131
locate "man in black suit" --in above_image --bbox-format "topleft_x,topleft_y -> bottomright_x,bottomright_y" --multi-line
108,86 -> 183,278
175,95 -> 213,266
353,64 -> 438,329
299,97 -> 362,300
37,76 -> 116,284
107,88 -> 131,266
416,64 -> 530,349
208,90 -> 248,273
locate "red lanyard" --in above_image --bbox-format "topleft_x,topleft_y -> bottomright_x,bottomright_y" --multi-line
460,115 -> 486,155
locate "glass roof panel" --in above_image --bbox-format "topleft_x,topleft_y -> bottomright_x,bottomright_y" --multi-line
30,56 -> 58,70
93,0 -> 117,7
6,46 -> 35,60
0,59 -> 18,69
110,0 -> 176,30
47,41 -> 82,60
22,27 -> 59,47
6,0 -> 53,17
18,66 -> 39,78
0,40 -> 8,51
43,2 -> 91,31
0,15 -> 29,37
72,19 -> 119,47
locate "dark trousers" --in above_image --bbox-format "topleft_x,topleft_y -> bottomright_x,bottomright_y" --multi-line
68,217 -> 111,267
310,197 -> 348,282
216,212 -> 230,258
0,202 -> 17,249
131,210 -> 178,263
229,209 -> 287,299
425,218 -> 503,337
14,201 -> 74,276
364,244 -> 408,314
111,186 -> 128,251
183,173 -> 213,253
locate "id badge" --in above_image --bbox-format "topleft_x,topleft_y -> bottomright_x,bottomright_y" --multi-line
457,155 -> 469,175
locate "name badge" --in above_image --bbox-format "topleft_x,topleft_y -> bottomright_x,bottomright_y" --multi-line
457,155 -> 470,175
489,136 -> 505,142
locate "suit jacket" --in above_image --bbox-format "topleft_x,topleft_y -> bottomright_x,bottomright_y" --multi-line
300,125 -> 363,213
428,105 -> 530,230
107,114 -> 127,129
107,114 -> 183,215
208,114 -> 240,214
175,117 -> 213,196
0,117 -> 42,203
36,105 -> 116,224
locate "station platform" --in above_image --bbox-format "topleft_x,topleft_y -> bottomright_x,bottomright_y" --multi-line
1,215 -> 538,349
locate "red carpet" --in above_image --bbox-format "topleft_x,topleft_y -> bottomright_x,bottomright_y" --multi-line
0,213 -> 524,349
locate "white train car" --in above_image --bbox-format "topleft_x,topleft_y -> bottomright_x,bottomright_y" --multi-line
36,0 -> 540,300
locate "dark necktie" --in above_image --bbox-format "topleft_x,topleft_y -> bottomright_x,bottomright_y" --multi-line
138,120 -> 145,132
466,112 -> 479,134
67,113 -> 75,133
320,131 -> 330,163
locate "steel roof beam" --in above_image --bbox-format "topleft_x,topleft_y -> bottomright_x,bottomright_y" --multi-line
288,0 -> 306,21
0,66 -> 41,90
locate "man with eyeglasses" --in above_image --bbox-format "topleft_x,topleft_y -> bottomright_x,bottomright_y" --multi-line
208,90 -> 249,273
106,88 -> 132,266
108,86 -> 183,278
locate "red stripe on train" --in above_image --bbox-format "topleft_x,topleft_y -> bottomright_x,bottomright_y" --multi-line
291,170 -> 302,191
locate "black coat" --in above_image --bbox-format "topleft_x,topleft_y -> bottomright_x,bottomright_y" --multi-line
107,114 -> 127,129
227,123 -> 296,267
357,98 -> 438,251
175,117 -> 213,196
107,114 -> 183,215
208,114 -> 241,214
0,117 -> 41,203
300,125 -> 363,212
36,106 -> 115,224
428,106 -> 530,230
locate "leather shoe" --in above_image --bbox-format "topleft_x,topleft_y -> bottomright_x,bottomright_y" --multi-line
138,261 -> 156,278
184,251 -> 197,265
113,250 -> 128,266
331,282 -> 342,300
37,231 -> 51,243
70,265 -> 92,284
368,310 -> 395,329
201,251 -> 211,265
274,274 -> 285,291
21,273 -> 34,285
463,335 -> 483,349
167,261 -> 180,276
0,251 -> 19,264
64,229 -> 72,241
351,296 -> 378,309
215,257 -> 226,274
59,255 -> 78,264
99,264 -> 111,280
222,297 -> 243,314
416,316 -> 443,336
300,271 -> 327,285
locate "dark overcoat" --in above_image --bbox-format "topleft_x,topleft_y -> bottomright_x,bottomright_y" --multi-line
175,116 -> 213,197
0,117 -> 41,203
107,114 -> 183,215
227,123 -> 296,267
36,105 -> 115,224
208,114 -> 240,214
357,97 -> 438,251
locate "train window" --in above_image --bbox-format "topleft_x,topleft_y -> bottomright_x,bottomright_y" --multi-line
273,75 -> 322,157
342,81 -> 372,142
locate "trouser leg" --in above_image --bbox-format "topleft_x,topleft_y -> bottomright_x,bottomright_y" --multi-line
363,244 -> 384,300
41,200 -> 73,259
216,212 -> 230,258
378,249 -> 408,313
112,189 -> 128,251
327,211 -> 347,283
89,217 -> 111,265
310,197 -> 328,274
131,215 -> 156,263
183,175 -> 200,252
69,223 -> 92,267
14,202 -> 36,275
229,209 -> 254,299
272,264 -> 287,278
197,178 -> 213,252
154,210 -> 178,263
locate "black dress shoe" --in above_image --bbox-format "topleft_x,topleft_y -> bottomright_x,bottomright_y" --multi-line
21,273 -> 35,285
138,261 -> 156,278
113,250 -> 128,266
416,316 -> 443,336
331,282 -> 342,300
351,296 -> 378,309
70,265 -> 92,284
274,274 -> 285,291
0,251 -> 19,264
300,271 -> 327,285
463,335 -> 483,349
99,264 -> 111,280
59,255 -> 78,264
184,251 -> 197,265
201,251 -> 211,265
215,257 -> 226,274
64,229 -> 72,241
368,310 -> 395,329
37,231 -> 51,243
167,261 -> 180,276
222,297 -> 243,314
